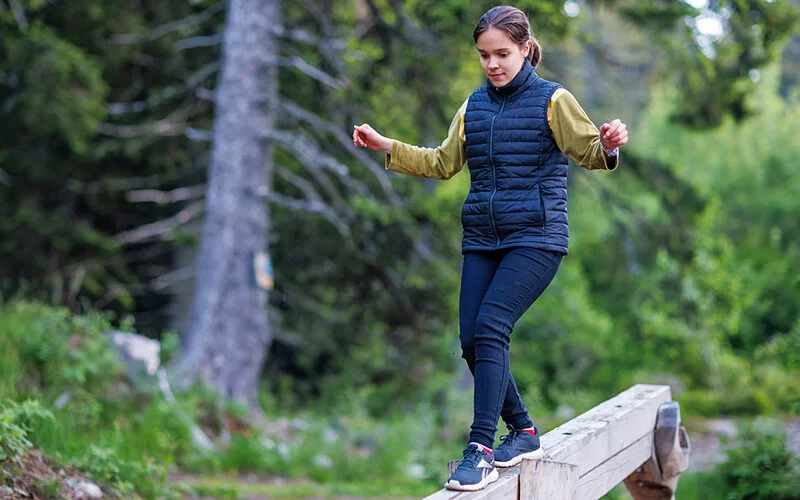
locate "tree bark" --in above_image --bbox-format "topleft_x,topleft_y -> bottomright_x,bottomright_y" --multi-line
174,0 -> 278,407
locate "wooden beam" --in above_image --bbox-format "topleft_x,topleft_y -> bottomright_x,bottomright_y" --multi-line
422,467 -> 521,500
519,459 -> 578,500
575,430 -> 653,498
423,385 -> 672,500
539,385 -> 671,477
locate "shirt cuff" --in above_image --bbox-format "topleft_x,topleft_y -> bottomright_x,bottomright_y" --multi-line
385,140 -> 400,172
604,150 -> 620,170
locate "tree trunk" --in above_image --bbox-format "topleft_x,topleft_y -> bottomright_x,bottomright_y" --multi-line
174,0 -> 278,408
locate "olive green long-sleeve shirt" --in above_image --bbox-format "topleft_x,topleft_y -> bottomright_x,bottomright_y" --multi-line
386,89 -> 618,179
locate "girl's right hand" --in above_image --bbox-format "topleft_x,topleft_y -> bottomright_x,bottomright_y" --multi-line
353,124 -> 393,154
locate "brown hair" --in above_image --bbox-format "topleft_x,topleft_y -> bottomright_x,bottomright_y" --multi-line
473,6 -> 542,68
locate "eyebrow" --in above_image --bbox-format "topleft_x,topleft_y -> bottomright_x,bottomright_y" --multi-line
476,47 -> 512,53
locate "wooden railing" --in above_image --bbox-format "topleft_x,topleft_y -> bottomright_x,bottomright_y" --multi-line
423,384 -> 691,500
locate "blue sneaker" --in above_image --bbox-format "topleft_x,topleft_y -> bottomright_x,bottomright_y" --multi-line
444,443 -> 499,491
494,427 -> 544,467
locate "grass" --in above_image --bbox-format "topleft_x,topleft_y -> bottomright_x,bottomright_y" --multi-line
174,474 -> 429,499
675,471 -> 727,500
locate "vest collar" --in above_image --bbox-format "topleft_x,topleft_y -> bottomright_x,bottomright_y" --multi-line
488,59 -> 537,97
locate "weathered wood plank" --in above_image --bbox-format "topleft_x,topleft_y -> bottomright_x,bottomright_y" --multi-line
540,384 -> 671,477
576,430 -> 653,499
422,466 -> 520,500
519,459 -> 578,500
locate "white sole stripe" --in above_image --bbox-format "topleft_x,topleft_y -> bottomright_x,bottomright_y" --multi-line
444,468 -> 499,491
495,447 -> 544,468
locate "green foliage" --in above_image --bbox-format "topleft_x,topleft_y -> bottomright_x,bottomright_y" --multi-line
0,400 -> 53,460
0,0 -> 208,317
185,403 -> 456,492
0,302 -> 123,398
0,303 -> 185,497
3,25 -> 108,153
717,422 -> 800,500
621,0 -> 799,128
675,471 -> 727,499
159,330 -> 181,366
592,65 -> 800,415
70,445 -> 177,500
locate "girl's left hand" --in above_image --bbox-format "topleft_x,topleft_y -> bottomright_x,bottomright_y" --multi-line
599,119 -> 628,149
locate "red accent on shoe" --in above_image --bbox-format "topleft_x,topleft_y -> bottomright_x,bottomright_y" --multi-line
470,442 -> 493,455
521,427 -> 537,436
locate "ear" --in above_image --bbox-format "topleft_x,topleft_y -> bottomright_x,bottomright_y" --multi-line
522,40 -> 532,57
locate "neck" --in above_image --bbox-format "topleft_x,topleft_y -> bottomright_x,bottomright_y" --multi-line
490,59 -> 535,96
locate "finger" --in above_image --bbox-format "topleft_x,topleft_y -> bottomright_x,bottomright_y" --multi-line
605,124 -> 625,141
609,132 -> 629,148
355,132 -> 367,148
603,120 -> 624,135
607,122 -> 624,137
604,131 -> 622,144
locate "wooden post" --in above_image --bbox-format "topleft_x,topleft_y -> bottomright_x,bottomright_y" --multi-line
519,459 -> 578,500
624,401 -> 691,500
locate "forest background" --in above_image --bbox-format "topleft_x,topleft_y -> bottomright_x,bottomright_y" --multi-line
1,0 -> 799,498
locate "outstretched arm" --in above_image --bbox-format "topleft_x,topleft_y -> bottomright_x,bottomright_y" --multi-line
352,100 -> 468,180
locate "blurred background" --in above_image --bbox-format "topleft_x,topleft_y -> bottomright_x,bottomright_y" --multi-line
1,0 -> 798,498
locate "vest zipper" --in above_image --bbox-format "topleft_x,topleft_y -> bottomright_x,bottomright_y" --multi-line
488,96 -> 506,248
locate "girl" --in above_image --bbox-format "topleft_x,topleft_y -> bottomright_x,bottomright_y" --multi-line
353,5 -> 628,492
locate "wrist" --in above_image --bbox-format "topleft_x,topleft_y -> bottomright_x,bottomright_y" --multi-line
601,142 -> 618,157
382,138 -> 394,154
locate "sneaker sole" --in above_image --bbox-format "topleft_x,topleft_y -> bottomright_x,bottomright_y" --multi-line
495,447 -> 544,468
444,468 -> 499,491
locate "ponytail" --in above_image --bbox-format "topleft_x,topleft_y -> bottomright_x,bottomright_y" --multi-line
528,37 -> 542,68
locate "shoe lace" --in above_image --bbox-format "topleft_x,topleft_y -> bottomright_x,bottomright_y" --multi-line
499,429 -> 524,447
460,446 -> 483,468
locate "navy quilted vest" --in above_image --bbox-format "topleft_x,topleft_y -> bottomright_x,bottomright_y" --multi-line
463,59 -> 569,254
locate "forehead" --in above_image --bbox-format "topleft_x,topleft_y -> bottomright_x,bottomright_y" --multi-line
476,28 -> 516,51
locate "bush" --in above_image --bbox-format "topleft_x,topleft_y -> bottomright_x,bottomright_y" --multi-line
69,445 -> 177,500
717,422 -> 800,500
0,303 -> 184,499
0,302 -> 123,399
0,400 -> 53,460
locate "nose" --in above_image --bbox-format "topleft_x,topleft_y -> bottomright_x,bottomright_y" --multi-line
487,57 -> 499,69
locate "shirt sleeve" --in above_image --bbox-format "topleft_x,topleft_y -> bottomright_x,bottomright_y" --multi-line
385,99 -> 468,180
548,89 -> 619,171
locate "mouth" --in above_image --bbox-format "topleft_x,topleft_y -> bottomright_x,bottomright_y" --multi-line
489,73 -> 504,80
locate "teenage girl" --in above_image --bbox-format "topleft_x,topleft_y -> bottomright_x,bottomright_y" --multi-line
353,5 -> 628,491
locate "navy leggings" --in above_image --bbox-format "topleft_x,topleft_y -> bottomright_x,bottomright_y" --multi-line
459,247 -> 562,448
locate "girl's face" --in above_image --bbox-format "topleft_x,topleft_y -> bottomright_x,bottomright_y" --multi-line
476,28 -> 530,88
